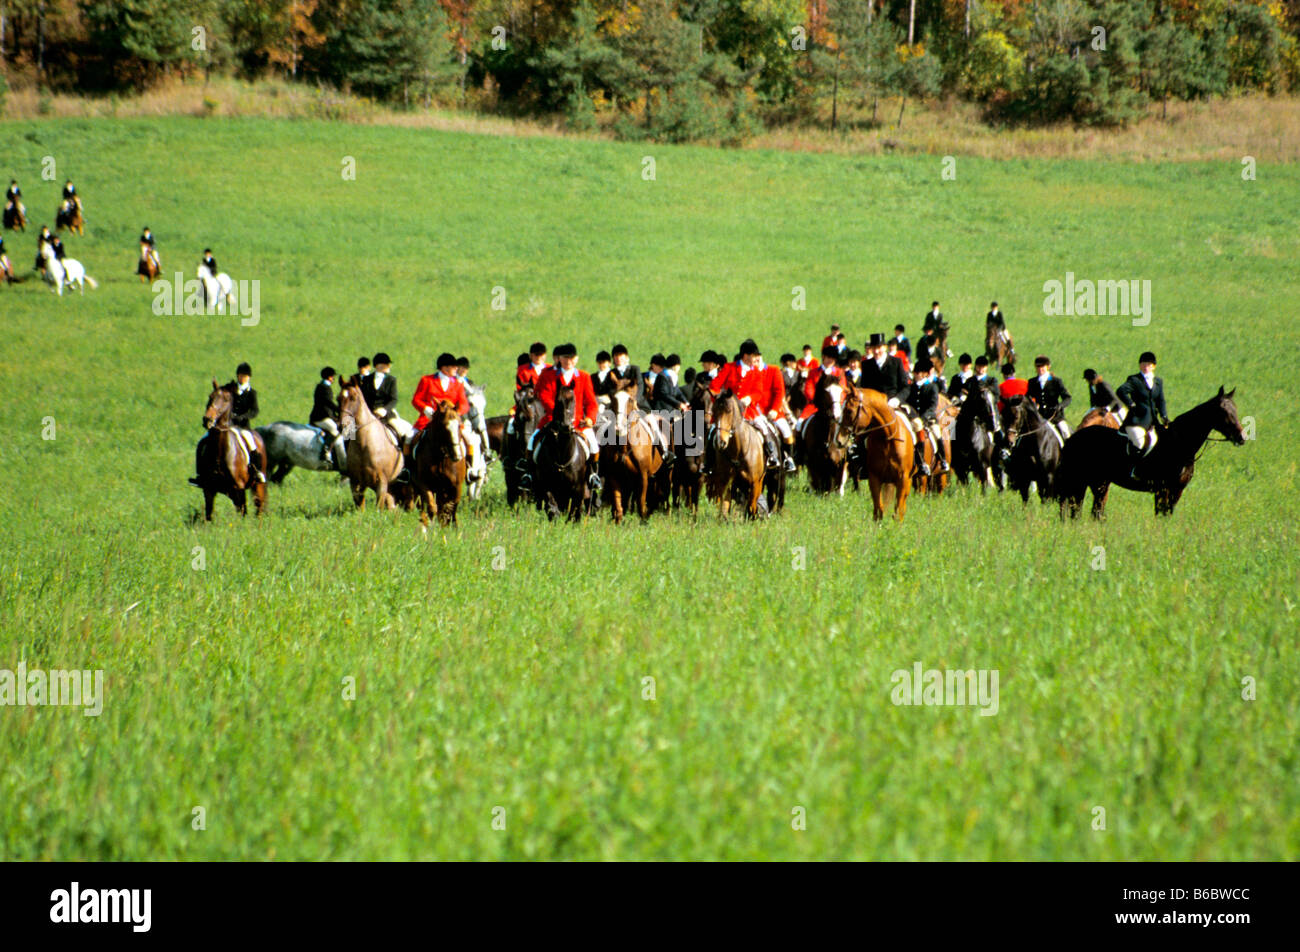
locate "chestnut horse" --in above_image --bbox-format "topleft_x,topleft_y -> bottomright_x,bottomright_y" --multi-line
985,325 -> 1015,368
56,200 -> 84,235
138,242 -> 160,282
842,385 -> 914,520
412,400 -> 466,528
1078,407 -> 1122,430
602,384 -> 667,523
196,379 -> 268,521
339,374 -> 404,510
709,390 -> 767,518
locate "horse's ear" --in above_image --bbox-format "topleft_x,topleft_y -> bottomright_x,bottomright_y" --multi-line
211,377 -> 219,390
1226,387 -> 1236,399
1217,385 -> 1225,397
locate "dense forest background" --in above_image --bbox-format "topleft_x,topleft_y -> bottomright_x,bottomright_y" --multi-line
2,1 -> 1298,141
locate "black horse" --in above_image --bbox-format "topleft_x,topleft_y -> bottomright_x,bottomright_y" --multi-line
1001,397 -> 1062,502
952,381 -> 1003,493
503,384 -> 542,506
534,387 -> 595,522
673,379 -> 714,512
800,376 -> 850,494
1059,386 -> 1245,519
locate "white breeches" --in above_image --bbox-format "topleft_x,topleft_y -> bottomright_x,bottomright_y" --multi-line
1125,425 -> 1155,450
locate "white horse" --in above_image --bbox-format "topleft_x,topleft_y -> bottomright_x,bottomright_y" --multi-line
40,245 -> 97,296
198,263 -> 235,312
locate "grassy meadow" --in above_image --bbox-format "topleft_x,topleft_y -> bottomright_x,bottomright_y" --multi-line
0,118 -> 1296,860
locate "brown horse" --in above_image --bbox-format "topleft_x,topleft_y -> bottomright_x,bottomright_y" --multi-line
1078,407 -> 1122,430
602,385 -> 667,523
196,379 -> 268,521
137,243 -> 160,282
339,374 -> 404,510
411,400 -> 466,528
913,395 -> 955,495
56,200 -> 84,236
985,325 -> 1015,368
842,386 -> 914,520
709,390 -> 767,519
2,201 -> 25,232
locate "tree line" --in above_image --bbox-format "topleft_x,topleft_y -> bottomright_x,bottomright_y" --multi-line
1,0 -> 1298,140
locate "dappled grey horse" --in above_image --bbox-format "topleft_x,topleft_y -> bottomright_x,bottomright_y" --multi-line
256,421 -> 347,483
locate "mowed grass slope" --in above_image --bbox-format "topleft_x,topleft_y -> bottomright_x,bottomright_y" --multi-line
0,118 -> 1296,860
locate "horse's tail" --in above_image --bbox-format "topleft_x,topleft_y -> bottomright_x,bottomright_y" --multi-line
83,275 -> 98,289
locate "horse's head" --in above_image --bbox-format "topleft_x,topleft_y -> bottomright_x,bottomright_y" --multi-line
1210,386 -> 1246,445
713,389 -> 739,448
611,386 -> 637,442
1001,397 -> 1026,441
433,400 -> 463,460
551,387 -> 575,434
338,374 -> 366,438
203,378 -> 233,429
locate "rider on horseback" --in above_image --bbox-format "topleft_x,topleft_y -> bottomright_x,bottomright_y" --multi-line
1082,369 -> 1123,421
139,227 -> 160,274
48,234 -> 66,262
907,367 -> 950,477
648,353 -> 691,466
5,180 -> 23,218
412,353 -> 482,476
986,301 -> 1013,360
1116,351 -> 1169,477
200,249 -> 218,276
1026,355 -> 1072,442
190,362 -> 265,486
947,353 -> 975,401
456,356 -> 493,462
310,366 -> 341,463
362,352 -> 413,445
62,180 -> 81,212
528,343 -> 602,491
516,342 -> 549,391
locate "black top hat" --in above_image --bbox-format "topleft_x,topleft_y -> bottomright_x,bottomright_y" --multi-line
868,332 -> 886,347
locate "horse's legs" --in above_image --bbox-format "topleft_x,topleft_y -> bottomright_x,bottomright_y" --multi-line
253,481 -> 267,516
637,470 -> 651,521
232,489 -> 247,516
1090,483 -> 1110,520
867,473 -> 884,520
203,489 -> 216,522
351,479 -> 365,509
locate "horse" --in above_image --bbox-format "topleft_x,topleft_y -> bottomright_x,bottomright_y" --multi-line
40,244 -> 97,296
196,379 -> 268,521
137,243 -> 161,282
1078,406 -> 1123,431
799,377 -> 850,495
673,378 -> 714,512
256,421 -> 346,483
1002,398 -> 1062,502
708,390 -> 768,519
2,201 -> 24,231
951,383 -> 1002,492
911,394 -> 955,496
841,385 -> 914,520
1059,387 -> 1245,519
339,374 -> 404,510
502,385 -> 543,507
783,367 -> 807,420
985,324 -> 1015,368
55,200 -> 84,235
411,401 -> 467,529
198,264 -> 235,313
533,387 -> 593,522
485,414 -> 509,456
601,384 -> 668,523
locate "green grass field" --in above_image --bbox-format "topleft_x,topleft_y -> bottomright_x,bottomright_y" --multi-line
0,118 -> 1296,860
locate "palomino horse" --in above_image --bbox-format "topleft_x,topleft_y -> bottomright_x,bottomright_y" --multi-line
1002,398 -> 1062,502
55,200 -> 84,235
1078,406 -> 1123,430
411,401 -> 466,529
40,244 -> 97,296
1059,387 -> 1245,519
2,201 -> 24,231
601,384 -> 667,523
985,325 -> 1015,368
673,379 -> 713,512
196,379 -> 268,521
534,387 -> 594,522
951,382 -> 1002,492
842,385 -> 914,520
339,374 -> 404,510
800,377 -> 850,495
708,390 -> 767,519
138,243 -> 161,282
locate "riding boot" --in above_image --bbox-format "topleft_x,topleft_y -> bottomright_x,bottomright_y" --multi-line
782,442 -> 796,473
